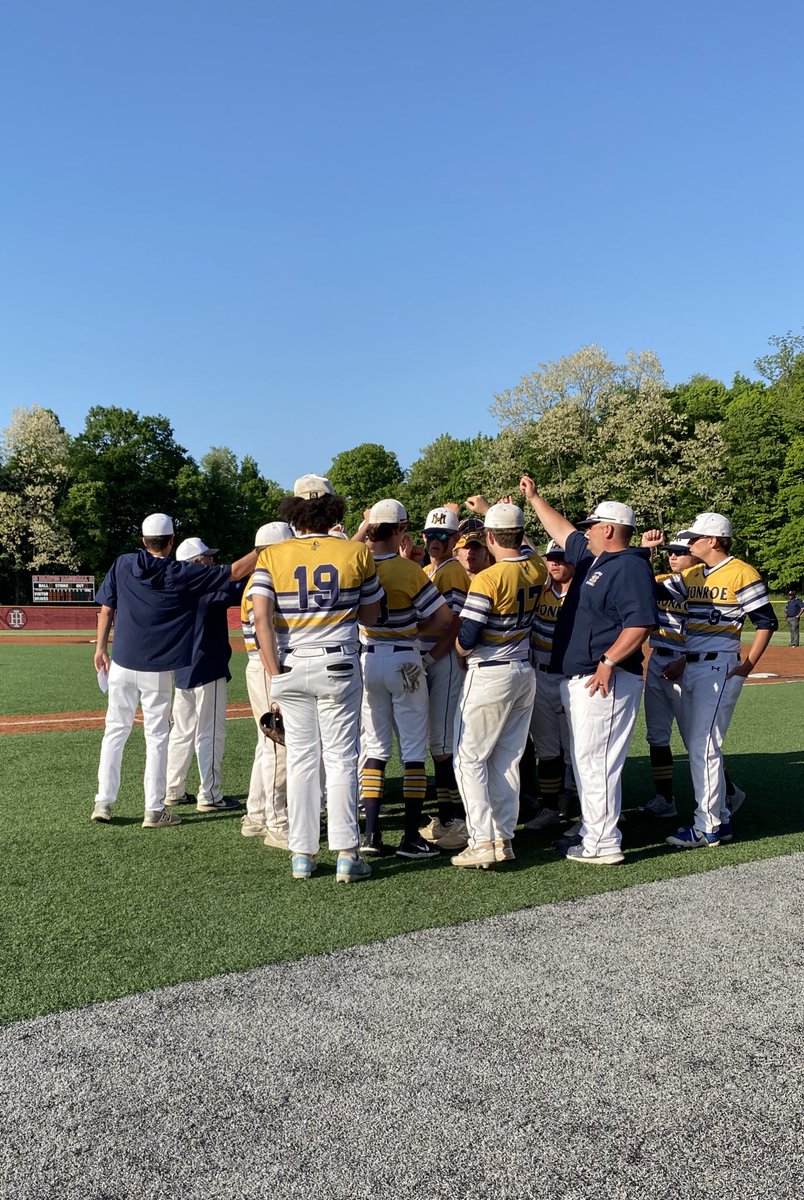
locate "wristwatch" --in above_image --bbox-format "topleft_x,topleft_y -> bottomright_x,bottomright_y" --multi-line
600,655 -> 618,668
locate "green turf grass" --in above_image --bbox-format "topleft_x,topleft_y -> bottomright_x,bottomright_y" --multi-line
1,680 -> 802,1025
0,644 -> 250,715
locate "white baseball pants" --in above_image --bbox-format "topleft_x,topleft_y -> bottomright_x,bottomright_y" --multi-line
560,670 -> 644,856
530,665 -> 569,759
454,660 -> 536,847
360,646 -> 428,761
165,677 -> 228,804
95,661 -> 173,813
681,654 -> 744,833
245,657 -> 288,833
644,652 -> 685,746
269,647 -> 362,855
425,650 -> 463,756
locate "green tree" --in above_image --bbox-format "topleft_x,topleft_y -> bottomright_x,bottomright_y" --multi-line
403,434 -> 493,529
176,449 -> 285,559
327,443 -> 404,530
0,406 -> 78,601
65,407 -> 192,572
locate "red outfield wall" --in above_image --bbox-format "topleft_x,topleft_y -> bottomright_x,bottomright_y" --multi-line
0,606 -> 243,632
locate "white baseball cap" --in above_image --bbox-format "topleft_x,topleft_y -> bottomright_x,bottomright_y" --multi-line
677,512 -> 733,540
665,532 -> 694,554
175,536 -> 219,562
142,513 -> 174,536
368,498 -> 408,524
484,502 -> 524,530
544,539 -> 566,559
578,501 -> 636,529
424,507 -> 460,534
255,522 -> 293,547
293,473 -> 334,499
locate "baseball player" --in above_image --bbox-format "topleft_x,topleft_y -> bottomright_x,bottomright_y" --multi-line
250,474 -> 383,882
356,499 -> 451,858
520,478 -> 658,866
241,521 -> 294,847
91,514 -> 257,827
417,507 -> 471,851
451,502 -> 547,869
640,531 -> 747,823
454,520 -> 491,583
164,537 -> 243,814
523,540 -> 576,831
663,512 -> 777,849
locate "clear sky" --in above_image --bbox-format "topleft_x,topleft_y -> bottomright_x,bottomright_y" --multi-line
1,0 -> 802,488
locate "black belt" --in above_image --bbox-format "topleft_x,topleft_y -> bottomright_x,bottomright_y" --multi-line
686,652 -> 720,662
653,648 -> 676,658
476,659 -> 513,668
362,645 -> 414,654
537,662 -> 549,672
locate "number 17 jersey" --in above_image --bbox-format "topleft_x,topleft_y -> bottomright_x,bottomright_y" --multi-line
250,534 -> 383,654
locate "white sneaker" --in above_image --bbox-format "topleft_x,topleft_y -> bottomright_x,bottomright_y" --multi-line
240,815 -> 268,838
263,828 -> 290,850
419,817 -> 451,843
142,808 -> 181,829
435,819 -> 469,850
726,786 -> 746,816
565,844 -> 624,866
523,807 -> 560,831
451,841 -> 496,869
91,803 -> 111,823
640,794 -> 678,818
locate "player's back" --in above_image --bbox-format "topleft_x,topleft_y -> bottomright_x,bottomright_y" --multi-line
254,534 -> 379,652
462,554 -> 547,663
361,554 -> 443,647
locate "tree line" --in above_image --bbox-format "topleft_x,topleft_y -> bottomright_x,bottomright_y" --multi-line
1,333 -> 802,601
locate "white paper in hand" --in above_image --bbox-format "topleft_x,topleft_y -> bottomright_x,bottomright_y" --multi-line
97,667 -> 109,694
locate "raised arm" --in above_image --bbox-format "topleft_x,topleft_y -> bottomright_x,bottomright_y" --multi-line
518,476 -> 575,548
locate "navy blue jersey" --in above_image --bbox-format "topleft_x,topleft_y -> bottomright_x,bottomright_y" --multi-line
96,551 -> 233,672
174,580 -> 244,689
550,531 -> 657,677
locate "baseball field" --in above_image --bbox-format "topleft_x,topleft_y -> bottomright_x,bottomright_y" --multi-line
1,638 -> 802,1026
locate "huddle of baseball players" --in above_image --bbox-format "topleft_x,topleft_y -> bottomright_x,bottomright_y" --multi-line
90,469 -> 778,878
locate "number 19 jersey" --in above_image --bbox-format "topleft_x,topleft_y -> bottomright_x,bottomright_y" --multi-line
250,534 -> 383,654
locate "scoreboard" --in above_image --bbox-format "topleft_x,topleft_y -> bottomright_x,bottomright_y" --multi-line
32,575 -> 96,604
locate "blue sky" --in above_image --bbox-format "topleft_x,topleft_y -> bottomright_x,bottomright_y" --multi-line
1,1 -> 802,488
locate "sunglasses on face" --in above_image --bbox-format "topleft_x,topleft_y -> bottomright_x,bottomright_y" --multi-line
425,531 -> 452,543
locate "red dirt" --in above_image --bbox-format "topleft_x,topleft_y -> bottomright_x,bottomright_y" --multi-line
0,703 -> 254,736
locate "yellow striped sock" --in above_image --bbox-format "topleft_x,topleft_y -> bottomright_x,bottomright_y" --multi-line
360,767 -> 384,803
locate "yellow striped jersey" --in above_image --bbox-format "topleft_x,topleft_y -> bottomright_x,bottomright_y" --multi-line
649,571 -> 686,652
421,557 -> 469,649
241,574 -> 259,657
250,534 -> 383,653
675,557 -> 770,653
460,553 -> 547,663
360,554 -> 445,646
530,580 -> 571,661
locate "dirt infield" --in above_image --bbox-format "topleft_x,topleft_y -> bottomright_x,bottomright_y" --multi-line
0,703 -> 254,737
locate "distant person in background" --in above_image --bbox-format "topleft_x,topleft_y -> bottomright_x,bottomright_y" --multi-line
92,515 -> 257,828
785,590 -> 803,647
164,537 -> 244,815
